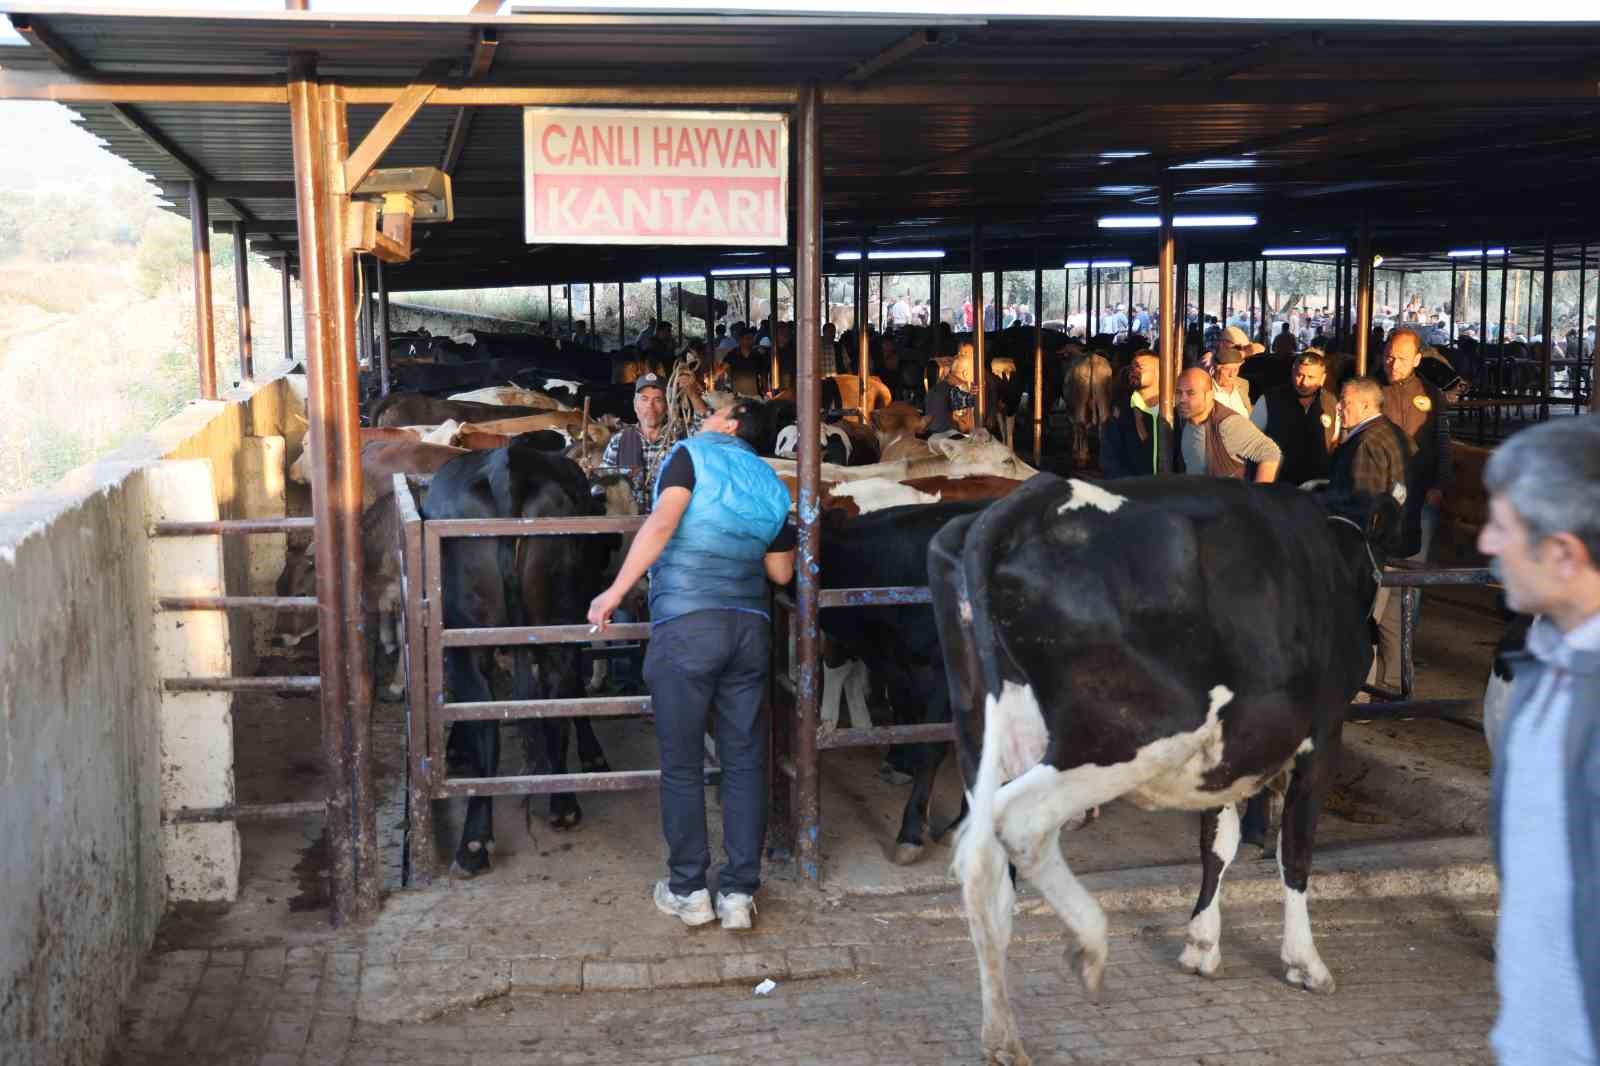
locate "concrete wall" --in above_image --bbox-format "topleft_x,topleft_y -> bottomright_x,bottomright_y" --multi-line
0,375 -> 301,1066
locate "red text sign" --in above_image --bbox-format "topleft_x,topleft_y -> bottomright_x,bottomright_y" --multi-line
524,108 -> 789,246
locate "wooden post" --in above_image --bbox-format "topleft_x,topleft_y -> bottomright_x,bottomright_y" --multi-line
231,221 -> 253,380
288,56 -> 379,926
189,181 -> 217,399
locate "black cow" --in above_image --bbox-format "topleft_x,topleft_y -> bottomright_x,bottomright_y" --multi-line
927,474 -> 1394,1066
421,437 -> 618,878
816,502 -> 989,864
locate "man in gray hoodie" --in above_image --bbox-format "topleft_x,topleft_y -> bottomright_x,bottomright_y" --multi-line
1478,415 -> 1600,1065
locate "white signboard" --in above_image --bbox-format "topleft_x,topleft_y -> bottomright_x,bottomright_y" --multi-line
524,108 -> 789,246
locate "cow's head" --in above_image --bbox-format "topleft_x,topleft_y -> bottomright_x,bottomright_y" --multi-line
871,401 -> 929,441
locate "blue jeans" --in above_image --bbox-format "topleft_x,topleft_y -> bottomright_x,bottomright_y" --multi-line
644,609 -> 770,897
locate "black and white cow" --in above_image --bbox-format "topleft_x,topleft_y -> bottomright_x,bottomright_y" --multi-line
926,474 -> 1395,1066
1483,611 -> 1532,758
421,436 -> 619,878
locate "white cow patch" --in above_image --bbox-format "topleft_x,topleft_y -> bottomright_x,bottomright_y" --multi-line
421,420 -> 460,446
991,681 -> 1050,781
1391,481 -> 1408,506
1296,737 -> 1316,756
1057,478 -> 1127,515
829,478 -> 941,515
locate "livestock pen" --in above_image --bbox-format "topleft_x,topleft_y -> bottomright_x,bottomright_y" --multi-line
5,8 -> 1600,1064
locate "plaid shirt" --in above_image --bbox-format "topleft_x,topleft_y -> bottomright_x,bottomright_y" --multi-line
602,427 -> 671,512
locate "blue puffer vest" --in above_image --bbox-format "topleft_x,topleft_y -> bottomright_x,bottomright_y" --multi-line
649,432 -> 791,626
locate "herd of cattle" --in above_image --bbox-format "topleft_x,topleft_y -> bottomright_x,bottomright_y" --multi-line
269,325 -> 1503,1066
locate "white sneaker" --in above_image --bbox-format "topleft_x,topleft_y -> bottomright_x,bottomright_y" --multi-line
715,891 -> 757,931
653,881 -> 715,926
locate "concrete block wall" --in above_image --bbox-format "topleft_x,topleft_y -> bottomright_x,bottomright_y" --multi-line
0,374 -> 301,1066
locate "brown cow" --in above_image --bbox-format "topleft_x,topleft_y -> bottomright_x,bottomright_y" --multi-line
871,402 -> 934,464
371,392 -> 550,428
1064,352 -> 1114,468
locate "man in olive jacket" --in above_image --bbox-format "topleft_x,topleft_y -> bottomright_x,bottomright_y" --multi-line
1478,416 -> 1600,1066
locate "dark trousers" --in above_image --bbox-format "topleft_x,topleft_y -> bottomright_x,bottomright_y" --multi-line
644,609 -> 770,897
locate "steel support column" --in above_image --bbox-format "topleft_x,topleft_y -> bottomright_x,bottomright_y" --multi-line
375,258 -> 391,397
1541,232 -> 1554,421
770,262 -> 781,390
231,221 -> 253,380
1220,261 -> 1229,336
189,180 -> 217,399
1449,260 -> 1458,346
793,82 -> 823,882
1032,254 -> 1043,464
972,221 -> 986,427
930,268 -> 940,338
1196,260 -> 1206,345
857,235 -> 870,406
1158,183 -> 1177,424
1480,240 -> 1489,357
1355,221 -> 1374,376
280,255 -> 294,363
1260,258 -> 1269,342
288,58 -> 379,925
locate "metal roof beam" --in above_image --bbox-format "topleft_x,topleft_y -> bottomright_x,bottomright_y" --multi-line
442,28 -> 498,175
842,29 -> 940,84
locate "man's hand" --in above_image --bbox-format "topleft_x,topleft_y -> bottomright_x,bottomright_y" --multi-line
587,585 -> 625,631
1425,488 -> 1444,508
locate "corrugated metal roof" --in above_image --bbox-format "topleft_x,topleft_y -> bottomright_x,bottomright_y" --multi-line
3,5 -> 1599,286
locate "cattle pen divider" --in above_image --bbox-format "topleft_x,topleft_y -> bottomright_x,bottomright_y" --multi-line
397,474 -> 736,887
151,515 -> 325,827
770,562 -> 1497,883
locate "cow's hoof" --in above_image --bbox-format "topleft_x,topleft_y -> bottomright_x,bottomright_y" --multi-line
1286,964 -> 1336,995
1075,944 -> 1107,1004
548,799 -> 583,831
380,684 -> 405,702
1178,940 -> 1221,978
449,841 -> 491,879
890,841 -> 924,866
981,1039 -> 1031,1066
580,756 -> 611,775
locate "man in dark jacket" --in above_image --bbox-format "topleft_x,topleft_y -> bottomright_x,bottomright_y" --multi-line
1477,416 -> 1600,1066
588,399 -> 795,933
1251,350 -> 1341,487
1328,377 -> 1416,697
1100,351 -> 1172,477
1381,329 -> 1452,560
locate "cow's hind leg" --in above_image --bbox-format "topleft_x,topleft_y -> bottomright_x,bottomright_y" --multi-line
892,742 -> 945,866
575,718 -> 610,774
1179,804 -> 1241,978
994,765 -> 1111,1004
1279,743 -> 1337,994
952,798 -> 1025,1065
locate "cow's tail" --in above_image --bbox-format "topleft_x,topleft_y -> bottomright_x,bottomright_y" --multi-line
367,390 -> 401,426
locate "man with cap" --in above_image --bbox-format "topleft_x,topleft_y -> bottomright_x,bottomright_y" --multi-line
1174,367 -> 1281,482
601,373 -> 671,513
587,399 -> 795,933
1210,324 -> 1263,417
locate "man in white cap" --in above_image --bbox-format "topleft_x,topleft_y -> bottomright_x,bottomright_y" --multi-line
1210,324 -> 1263,417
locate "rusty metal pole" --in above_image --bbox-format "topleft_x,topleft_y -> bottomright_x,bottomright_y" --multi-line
1158,182 -> 1178,426
231,221 -> 254,381
1032,252 -> 1043,464
930,268 -> 940,341
375,257 -> 391,397
288,56 -> 379,925
972,221 -> 987,428
1541,231 -> 1555,421
857,234 -> 870,399
1355,220 -> 1374,377
189,181 -> 218,399
793,82 -> 823,883
1449,259 -> 1458,345
770,262 -> 781,391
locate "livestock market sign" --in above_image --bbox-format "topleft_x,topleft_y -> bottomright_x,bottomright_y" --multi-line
524,108 -> 789,246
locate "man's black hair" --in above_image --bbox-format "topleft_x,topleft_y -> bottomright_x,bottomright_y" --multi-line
723,399 -> 771,451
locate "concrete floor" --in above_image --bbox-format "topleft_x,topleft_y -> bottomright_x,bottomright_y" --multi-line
185,572 -> 1505,957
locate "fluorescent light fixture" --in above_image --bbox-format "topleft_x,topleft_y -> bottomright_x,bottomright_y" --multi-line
1177,214 -> 1258,228
1063,260 -> 1132,269
1170,158 -> 1261,170
639,275 -> 703,284
835,249 -> 947,261
1448,247 -> 1507,258
1098,214 -> 1258,229
1099,151 -> 1150,159
1261,246 -> 1348,257
710,266 -> 791,277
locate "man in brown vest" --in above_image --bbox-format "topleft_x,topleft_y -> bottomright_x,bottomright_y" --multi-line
1174,368 -> 1282,482
1251,350 -> 1341,487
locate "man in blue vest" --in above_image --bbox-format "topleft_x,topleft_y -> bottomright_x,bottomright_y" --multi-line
587,399 -> 795,931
